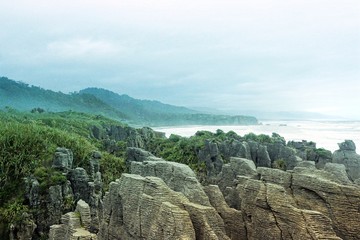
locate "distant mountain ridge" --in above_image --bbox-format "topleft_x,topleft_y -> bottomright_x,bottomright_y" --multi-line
79,87 -> 197,121
0,77 -> 258,126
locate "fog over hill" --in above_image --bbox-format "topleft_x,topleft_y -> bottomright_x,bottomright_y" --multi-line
0,77 -> 257,126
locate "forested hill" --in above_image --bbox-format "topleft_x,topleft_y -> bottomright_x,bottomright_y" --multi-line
79,87 -> 197,121
0,77 -> 128,120
0,77 -> 258,126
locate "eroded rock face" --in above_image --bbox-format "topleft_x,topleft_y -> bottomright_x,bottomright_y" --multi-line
52,147 -> 73,172
97,174 -> 228,240
333,140 -> 360,181
233,165 -> 359,240
46,147 -> 360,240
130,160 -> 211,206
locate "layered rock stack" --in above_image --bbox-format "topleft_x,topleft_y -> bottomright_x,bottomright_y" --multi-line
40,140 -> 360,239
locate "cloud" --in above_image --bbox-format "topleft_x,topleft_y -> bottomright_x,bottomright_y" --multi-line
0,0 -> 359,118
46,38 -> 121,59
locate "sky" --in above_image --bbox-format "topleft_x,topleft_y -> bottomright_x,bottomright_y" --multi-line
1,0 -> 360,119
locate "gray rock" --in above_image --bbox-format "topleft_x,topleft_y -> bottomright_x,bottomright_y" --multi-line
355,178 -> 360,185
131,160 -> 211,206
76,200 -> 92,230
203,185 -> 246,240
247,141 -> 272,167
52,148 -> 73,171
217,157 -> 258,196
9,213 -> 36,240
218,140 -> 252,161
333,140 -> 360,181
24,177 -> 40,207
49,212 -> 96,240
198,140 -> 224,177
97,174 -> 228,240
69,168 -> 90,203
47,185 -> 64,226
89,151 -> 101,179
324,163 -> 351,184
296,160 -> 316,169
338,139 -> 356,151
257,167 -> 292,188
126,147 -> 162,168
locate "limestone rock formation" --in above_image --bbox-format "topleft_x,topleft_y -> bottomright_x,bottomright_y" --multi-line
130,160 -> 211,206
197,140 -> 224,177
97,174 -> 229,240
203,185 -> 247,240
52,147 -> 74,172
218,140 -> 252,162
49,209 -> 97,240
247,141 -> 272,168
333,140 -> 360,181
126,147 -> 162,168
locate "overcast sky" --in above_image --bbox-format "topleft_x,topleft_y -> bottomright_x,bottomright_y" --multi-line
1,0 -> 360,118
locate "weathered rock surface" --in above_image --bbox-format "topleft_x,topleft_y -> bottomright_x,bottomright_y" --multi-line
49,210 -> 97,240
290,166 -> 360,239
288,140 -> 333,168
203,185 -> 247,240
126,147 -> 162,168
247,141 -> 272,168
130,160 -> 211,206
97,174 -> 229,240
29,144 -> 360,240
198,140 -> 224,177
216,157 -> 258,195
52,147 -> 74,172
333,140 -> 360,181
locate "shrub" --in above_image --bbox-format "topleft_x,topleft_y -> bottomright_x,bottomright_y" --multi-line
272,159 -> 286,170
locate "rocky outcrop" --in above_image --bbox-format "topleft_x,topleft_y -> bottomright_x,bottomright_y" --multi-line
218,140 -> 252,162
333,140 -> 360,181
52,147 -> 74,172
91,125 -> 165,150
49,200 -> 97,240
203,185 -> 247,240
247,141 -> 272,168
97,174 -> 228,240
126,147 -> 162,168
23,148 -> 102,238
197,140 -> 224,177
231,164 -> 359,239
288,140 -> 332,169
28,143 -> 360,239
130,160 -> 211,206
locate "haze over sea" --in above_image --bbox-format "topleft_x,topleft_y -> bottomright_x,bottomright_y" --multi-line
154,120 -> 360,153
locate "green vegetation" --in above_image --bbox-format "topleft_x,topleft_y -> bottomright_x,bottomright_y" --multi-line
272,159 -> 287,170
0,109 -> 127,232
0,77 -> 258,126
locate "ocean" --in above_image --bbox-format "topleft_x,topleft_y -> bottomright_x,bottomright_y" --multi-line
154,120 -> 360,153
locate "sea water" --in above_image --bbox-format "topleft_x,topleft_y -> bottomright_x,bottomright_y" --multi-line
154,120 -> 360,153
